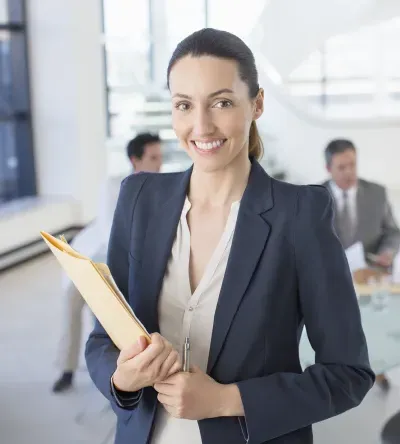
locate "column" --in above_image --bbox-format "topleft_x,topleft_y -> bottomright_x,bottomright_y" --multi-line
27,0 -> 107,224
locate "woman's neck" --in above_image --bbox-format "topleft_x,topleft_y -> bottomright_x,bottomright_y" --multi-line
188,150 -> 251,207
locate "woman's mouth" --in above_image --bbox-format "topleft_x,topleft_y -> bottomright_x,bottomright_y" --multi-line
191,139 -> 227,155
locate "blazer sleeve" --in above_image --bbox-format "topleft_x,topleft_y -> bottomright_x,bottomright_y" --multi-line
84,174 -> 147,417
377,189 -> 400,255
236,185 -> 375,444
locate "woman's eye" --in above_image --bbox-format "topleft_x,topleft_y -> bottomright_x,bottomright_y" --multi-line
213,100 -> 232,109
175,102 -> 190,112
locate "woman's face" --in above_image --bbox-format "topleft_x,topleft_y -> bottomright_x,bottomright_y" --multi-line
169,55 -> 263,173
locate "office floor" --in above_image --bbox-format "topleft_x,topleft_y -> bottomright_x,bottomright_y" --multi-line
1,255 -> 399,444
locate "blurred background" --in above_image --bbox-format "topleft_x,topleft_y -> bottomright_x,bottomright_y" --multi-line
1,0 -> 400,443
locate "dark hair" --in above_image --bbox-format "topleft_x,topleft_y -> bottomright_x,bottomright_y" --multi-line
167,28 -> 263,160
126,132 -> 160,160
324,139 -> 356,166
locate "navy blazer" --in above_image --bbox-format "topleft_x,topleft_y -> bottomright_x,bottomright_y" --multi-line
85,160 -> 374,444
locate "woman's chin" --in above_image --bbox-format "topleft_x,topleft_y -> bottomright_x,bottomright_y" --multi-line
191,152 -> 236,173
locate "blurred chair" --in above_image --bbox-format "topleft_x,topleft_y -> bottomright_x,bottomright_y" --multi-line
381,411 -> 400,444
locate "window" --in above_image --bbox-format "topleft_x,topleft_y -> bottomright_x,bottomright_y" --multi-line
102,0 -> 209,138
0,0 -> 35,204
102,0 -> 151,137
207,0 -> 265,42
164,0 -> 207,53
286,17 -> 400,118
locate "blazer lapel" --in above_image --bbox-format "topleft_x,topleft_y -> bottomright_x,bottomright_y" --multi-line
207,161 -> 273,374
139,168 -> 191,333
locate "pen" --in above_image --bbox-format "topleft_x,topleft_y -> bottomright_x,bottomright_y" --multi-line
182,337 -> 190,372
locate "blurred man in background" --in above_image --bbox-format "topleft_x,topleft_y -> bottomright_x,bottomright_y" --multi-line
323,138 -> 400,390
52,133 -> 162,393
126,132 -> 163,173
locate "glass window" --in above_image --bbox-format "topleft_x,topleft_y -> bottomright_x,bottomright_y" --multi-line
286,17 -> 400,117
0,120 -> 18,203
0,0 -> 7,24
207,0 -> 265,42
0,0 -> 34,204
102,0 -> 208,138
103,0 -> 150,88
102,0 -> 151,137
0,30 -> 12,113
164,0 -> 206,53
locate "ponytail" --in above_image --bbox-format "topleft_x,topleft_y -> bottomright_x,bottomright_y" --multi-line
248,121 -> 263,160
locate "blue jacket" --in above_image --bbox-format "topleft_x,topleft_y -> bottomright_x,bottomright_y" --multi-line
85,160 -> 374,444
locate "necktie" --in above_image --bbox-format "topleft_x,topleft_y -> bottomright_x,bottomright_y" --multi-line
337,191 -> 354,249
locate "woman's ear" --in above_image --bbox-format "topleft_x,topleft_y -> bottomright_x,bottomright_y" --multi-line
253,88 -> 264,121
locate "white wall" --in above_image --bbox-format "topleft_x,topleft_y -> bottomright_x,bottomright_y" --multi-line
27,0 -> 107,225
0,198 -> 78,254
364,0 -> 400,24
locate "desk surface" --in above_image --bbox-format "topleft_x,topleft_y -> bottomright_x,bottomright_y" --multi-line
300,295 -> 400,374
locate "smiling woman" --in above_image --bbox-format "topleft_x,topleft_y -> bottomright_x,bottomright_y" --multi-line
86,28 -> 375,444
168,29 -> 264,174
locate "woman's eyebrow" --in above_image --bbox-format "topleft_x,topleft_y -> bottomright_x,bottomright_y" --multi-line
172,88 -> 234,100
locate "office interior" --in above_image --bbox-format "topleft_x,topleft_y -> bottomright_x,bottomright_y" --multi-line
1,0 -> 400,443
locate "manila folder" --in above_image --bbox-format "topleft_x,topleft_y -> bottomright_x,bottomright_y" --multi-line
40,231 -> 150,350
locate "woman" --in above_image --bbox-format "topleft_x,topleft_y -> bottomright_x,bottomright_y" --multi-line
85,28 -> 374,444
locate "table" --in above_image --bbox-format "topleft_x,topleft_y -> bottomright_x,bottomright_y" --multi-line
300,294 -> 400,374
300,293 -> 400,444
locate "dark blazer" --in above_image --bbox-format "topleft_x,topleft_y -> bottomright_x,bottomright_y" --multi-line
322,179 -> 400,255
86,161 -> 374,444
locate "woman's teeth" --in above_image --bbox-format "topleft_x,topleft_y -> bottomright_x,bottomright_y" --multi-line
194,139 -> 225,150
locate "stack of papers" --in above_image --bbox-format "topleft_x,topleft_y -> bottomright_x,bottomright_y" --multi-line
345,242 -> 367,272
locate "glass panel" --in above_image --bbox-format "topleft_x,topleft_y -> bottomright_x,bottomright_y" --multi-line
0,120 -> 18,203
103,0 -> 150,89
103,0 -> 151,139
0,3 -> 34,203
285,17 -> 400,118
0,0 -> 8,24
207,0 -> 265,41
0,30 -> 12,115
103,0 -> 148,37
104,37 -> 150,88
164,0 -> 206,52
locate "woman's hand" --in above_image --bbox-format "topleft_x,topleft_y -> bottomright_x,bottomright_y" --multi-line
154,366 -> 244,420
112,333 -> 181,393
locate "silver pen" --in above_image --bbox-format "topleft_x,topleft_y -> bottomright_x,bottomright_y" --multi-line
182,337 -> 190,372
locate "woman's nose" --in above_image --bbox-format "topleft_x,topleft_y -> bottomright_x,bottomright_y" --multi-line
192,108 -> 215,136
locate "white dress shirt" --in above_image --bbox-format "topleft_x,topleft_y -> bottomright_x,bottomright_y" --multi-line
329,181 -> 358,228
151,197 -> 241,444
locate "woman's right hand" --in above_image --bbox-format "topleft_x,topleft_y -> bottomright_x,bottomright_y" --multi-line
112,333 -> 181,393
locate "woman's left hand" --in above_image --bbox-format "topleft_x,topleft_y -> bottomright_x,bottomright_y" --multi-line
154,366 -> 233,420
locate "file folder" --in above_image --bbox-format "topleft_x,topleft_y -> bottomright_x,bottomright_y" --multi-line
40,231 -> 150,350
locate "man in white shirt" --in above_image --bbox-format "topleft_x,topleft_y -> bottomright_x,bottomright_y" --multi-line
52,133 -> 162,393
322,138 -> 400,390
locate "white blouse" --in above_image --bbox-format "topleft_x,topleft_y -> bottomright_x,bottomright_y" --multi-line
151,197 -> 240,444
